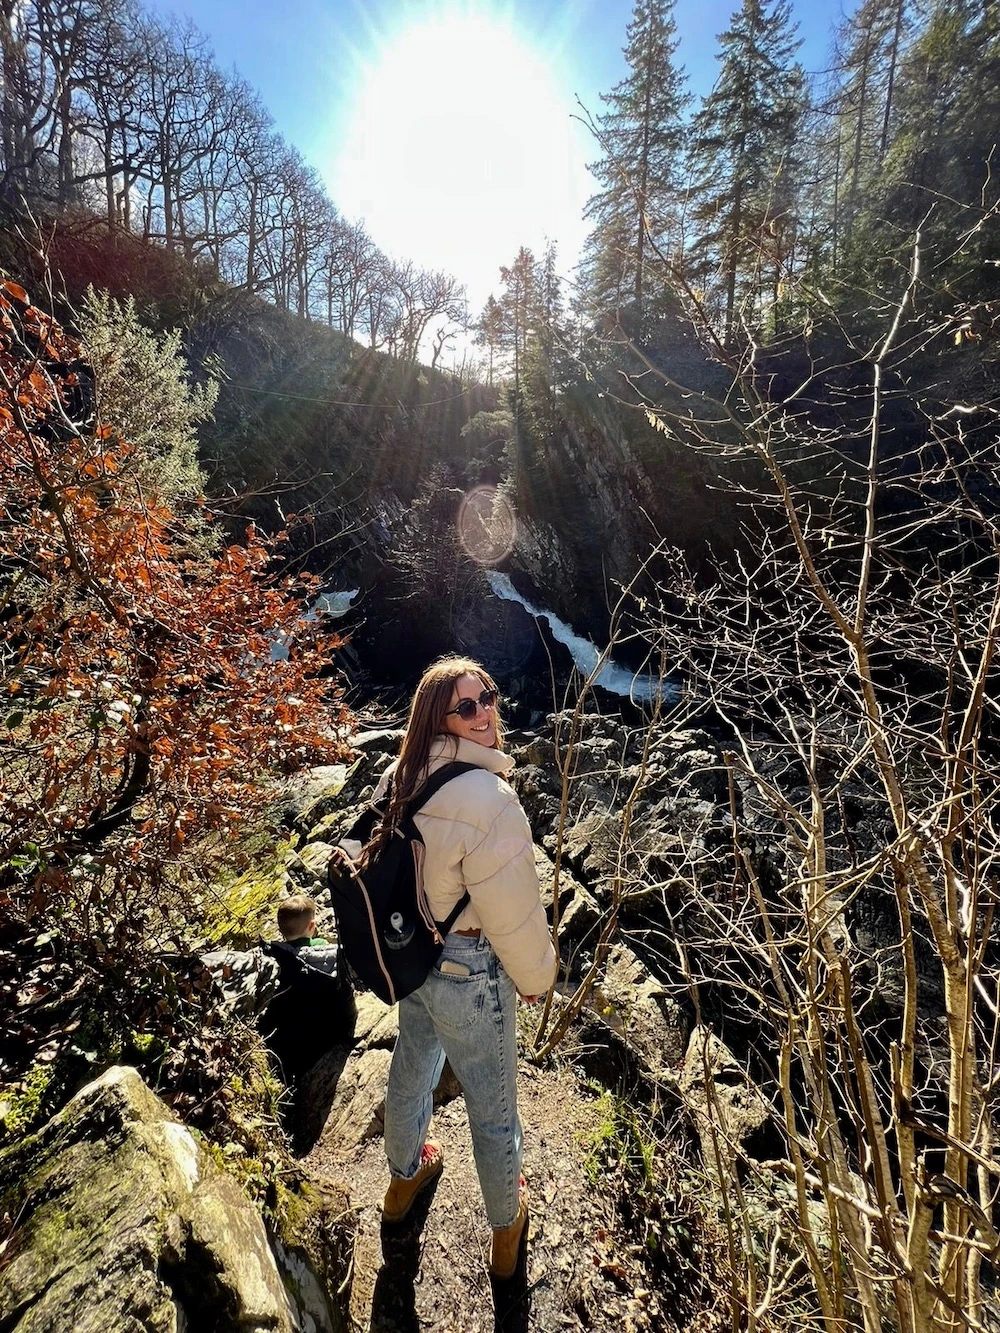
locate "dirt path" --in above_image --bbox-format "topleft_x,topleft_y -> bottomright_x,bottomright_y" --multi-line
305,1057 -> 661,1332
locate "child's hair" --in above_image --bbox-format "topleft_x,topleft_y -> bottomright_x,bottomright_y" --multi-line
277,894 -> 317,940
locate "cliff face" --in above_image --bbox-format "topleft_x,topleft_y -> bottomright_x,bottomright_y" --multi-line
171,283 -> 754,676
135,280 -> 753,677
506,393 -> 742,646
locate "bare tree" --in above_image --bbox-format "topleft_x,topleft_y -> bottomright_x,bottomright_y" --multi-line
0,0 -> 467,378
0,0 -> 58,204
580,232 -> 1000,1329
321,216 -> 380,338
388,260 -> 465,366
139,16 -> 222,253
362,250 -> 402,351
72,0 -> 149,228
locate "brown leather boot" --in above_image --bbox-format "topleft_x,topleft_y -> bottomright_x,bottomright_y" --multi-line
382,1141 -> 444,1224
489,1184 -> 529,1280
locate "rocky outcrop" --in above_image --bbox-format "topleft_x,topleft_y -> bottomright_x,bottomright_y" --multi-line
508,369 -> 740,642
201,946 -> 281,1020
596,943 -> 688,1073
0,1065 -> 351,1333
678,1027 -> 779,1184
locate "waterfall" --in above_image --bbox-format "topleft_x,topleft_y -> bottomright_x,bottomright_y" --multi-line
486,570 -> 674,703
313,589 -> 360,617
271,589 -> 359,661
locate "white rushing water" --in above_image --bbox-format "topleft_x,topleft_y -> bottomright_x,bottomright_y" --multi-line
486,570 -> 674,704
271,589 -> 360,660
313,589 -> 360,617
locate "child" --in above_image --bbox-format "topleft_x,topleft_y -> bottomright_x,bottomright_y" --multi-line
276,894 -> 329,949
261,895 -> 353,1098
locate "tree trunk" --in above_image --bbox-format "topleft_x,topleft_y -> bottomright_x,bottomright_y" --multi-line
879,0 -> 905,161
846,24 -> 874,244
103,126 -> 115,227
245,180 -> 258,287
56,83 -> 74,206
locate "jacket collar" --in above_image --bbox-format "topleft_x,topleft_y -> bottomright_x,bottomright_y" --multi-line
428,733 -> 514,777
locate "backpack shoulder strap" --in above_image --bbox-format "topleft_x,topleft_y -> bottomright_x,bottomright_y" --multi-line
436,890 -> 471,935
406,761 -> 480,934
405,761 -> 480,817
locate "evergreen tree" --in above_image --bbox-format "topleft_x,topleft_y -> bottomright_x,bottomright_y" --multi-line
498,245 -> 536,412
687,0 -> 806,344
867,0 -> 1000,293
487,244 -> 575,519
472,294 -> 505,387
829,0 -> 911,266
582,0 -> 689,333
78,287 -> 216,507
523,241 -> 572,435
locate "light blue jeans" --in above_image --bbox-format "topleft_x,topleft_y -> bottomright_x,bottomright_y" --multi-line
384,932 -> 523,1229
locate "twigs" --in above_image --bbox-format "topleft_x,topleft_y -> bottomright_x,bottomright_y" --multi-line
555,214 -> 1000,1329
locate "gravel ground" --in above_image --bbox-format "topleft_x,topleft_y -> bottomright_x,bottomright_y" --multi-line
303,1055 -> 675,1332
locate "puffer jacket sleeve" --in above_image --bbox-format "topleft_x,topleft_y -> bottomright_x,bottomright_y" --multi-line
462,794 -> 557,997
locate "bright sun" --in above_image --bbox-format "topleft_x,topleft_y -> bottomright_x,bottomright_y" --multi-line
334,7 -> 590,311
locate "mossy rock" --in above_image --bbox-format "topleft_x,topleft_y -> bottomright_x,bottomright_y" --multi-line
202,846 -> 294,948
270,1178 -> 353,1328
0,1065 -> 353,1332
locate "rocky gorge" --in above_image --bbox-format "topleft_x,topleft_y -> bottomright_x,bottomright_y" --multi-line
1,708 -> 793,1332
5,676 -> 999,1330
2,257 -> 997,1331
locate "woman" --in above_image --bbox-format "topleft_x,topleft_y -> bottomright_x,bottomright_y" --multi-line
375,655 -> 557,1280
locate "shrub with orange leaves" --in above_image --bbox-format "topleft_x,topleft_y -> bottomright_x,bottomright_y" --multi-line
0,277 -> 352,976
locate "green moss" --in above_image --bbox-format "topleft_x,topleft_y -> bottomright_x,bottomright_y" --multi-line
17,1202 -> 73,1261
195,1043 -> 289,1209
269,1174 -> 354,1331
581,1087 -> 618,1186
580,1087 -> 656,1190
201,843 -> 293,948
0,1060 -> 56,1140
307,809 -> 353,843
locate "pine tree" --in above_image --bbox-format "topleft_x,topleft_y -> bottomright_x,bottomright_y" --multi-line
867,0 -> 1000,292
523,241 -> 571,435
582,0 -> 689,334
498,245 -> 536,411
687,0 -> 806,344
473,295 -> 505,387
828,0 -> 911,266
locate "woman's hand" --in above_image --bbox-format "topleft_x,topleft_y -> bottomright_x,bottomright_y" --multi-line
518,992 -> 542,1004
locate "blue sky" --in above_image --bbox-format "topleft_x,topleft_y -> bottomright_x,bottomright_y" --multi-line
144,0 -> 846,309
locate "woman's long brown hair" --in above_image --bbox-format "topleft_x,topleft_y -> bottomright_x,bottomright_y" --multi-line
379,656 -> 504,843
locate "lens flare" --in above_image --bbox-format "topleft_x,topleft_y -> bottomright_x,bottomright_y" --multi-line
457,485 -> 516,566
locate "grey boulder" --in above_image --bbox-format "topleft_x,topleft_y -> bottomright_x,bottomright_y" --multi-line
0,1065 -> 348,1332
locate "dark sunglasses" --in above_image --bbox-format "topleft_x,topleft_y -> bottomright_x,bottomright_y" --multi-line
445,688 -> 499,722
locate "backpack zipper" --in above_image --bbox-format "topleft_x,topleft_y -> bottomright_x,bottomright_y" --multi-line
348,860 -> 396,1004
411,841 -> 442,943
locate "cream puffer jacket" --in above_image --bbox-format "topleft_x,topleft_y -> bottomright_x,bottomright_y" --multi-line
374,735 -> 557,998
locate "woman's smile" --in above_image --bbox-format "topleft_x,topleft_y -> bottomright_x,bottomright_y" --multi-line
444,673 -> 497,748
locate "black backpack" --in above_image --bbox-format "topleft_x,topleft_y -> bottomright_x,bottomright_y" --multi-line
327,761 -> 478,1004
